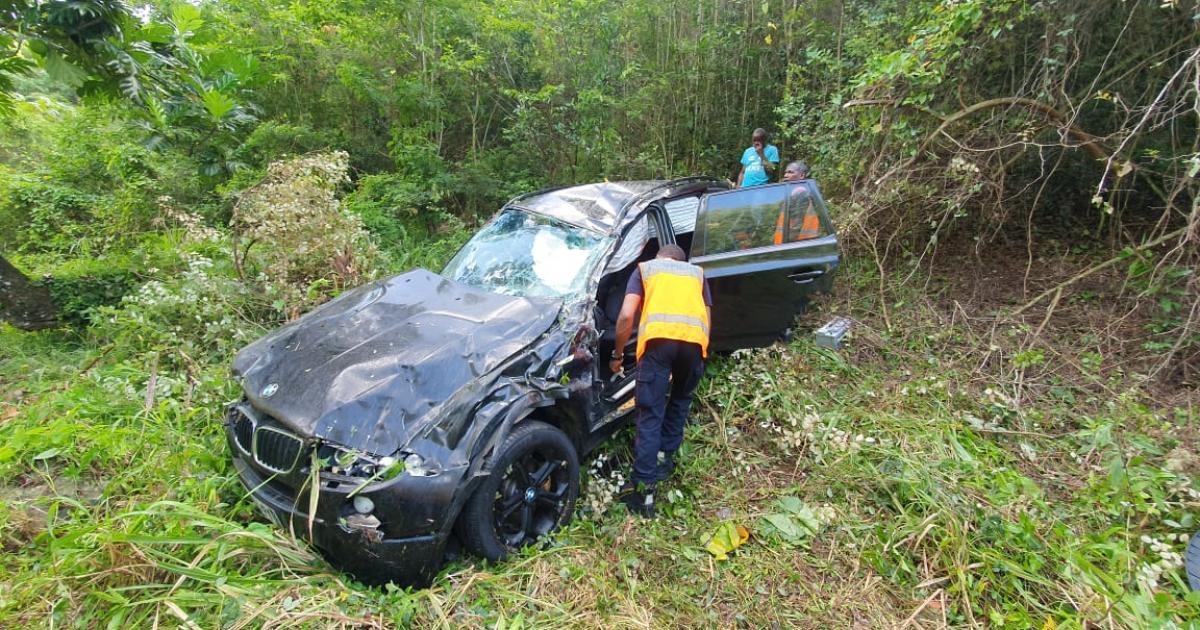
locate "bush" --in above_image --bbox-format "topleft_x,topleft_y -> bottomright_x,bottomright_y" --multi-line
230,151 -> 378,314
343,172 -> 474,273
92,251 -> 268,364
0,174 -> 98,253
0,103 -> 218,255
237,121 -> 335,170
38,261 -> 138,327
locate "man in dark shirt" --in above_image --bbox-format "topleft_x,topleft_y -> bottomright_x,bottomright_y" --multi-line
609,244 -> 712,517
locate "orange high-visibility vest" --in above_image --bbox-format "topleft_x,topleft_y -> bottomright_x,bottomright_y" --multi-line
773,208 -> 821,244
636,258 -> 710,360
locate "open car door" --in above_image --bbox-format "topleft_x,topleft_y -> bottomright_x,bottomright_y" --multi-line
690,180 -> 839,351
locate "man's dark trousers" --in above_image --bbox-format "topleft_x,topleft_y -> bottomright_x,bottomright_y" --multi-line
632,338 -> 705,485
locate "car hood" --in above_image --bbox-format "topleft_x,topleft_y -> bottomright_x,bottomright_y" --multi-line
232,269 -> 562,455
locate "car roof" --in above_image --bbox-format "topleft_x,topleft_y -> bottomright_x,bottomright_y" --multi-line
508,178 -> 723,235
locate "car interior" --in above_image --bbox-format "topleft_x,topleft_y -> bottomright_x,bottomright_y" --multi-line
595,243 -> 653,371
593,194 -> 703,383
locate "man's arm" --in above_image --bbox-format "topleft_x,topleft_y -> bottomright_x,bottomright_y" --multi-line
736,165 -> 745,187
757,147 -> 776,173
760,145 -> 778,174
609,294 -> 642,374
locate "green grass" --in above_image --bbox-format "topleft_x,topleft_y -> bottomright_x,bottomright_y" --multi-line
1,258 -> 1198,629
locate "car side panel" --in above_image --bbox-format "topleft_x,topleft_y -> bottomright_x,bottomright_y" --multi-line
698,236 -> 838,350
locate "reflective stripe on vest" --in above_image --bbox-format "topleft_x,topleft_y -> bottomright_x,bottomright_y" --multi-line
636,258 -> 710,360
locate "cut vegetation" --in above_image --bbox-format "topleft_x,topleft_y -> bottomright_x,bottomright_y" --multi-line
2,0 -> 1198,627
2,249 -> 1197,627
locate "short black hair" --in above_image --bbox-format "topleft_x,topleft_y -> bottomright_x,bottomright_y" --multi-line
658,244 -> 687,261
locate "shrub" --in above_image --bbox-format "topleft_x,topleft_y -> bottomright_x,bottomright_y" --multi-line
343,172 -> 475,270
38,260 -> 138,327
229,151 -> 378,314
92,251 -> 268,364
0,174 -> 97,253
237,121 -> 334,169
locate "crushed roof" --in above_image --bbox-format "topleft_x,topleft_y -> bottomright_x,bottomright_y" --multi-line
512,181 -> 665,234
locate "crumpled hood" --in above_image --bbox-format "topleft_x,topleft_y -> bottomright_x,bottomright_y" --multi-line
232,269 -> 562,455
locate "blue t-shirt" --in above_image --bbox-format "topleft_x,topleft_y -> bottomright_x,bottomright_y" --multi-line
740,144 -> 780,187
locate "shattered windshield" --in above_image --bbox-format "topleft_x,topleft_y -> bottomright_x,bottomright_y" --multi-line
442,208 -> 609,299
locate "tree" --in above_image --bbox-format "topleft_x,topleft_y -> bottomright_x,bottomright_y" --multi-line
0,0 -> 259,330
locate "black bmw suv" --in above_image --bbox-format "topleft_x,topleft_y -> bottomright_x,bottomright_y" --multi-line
226,177 -> 839,585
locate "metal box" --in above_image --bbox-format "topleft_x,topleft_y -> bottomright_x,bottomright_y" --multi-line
814,316 -> 852,350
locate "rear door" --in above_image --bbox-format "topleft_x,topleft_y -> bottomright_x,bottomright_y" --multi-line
690,181 -> 839,351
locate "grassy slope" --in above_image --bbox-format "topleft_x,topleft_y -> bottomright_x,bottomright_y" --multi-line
0,258 -> 1198,629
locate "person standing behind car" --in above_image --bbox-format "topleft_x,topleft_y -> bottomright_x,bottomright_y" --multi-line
736,128 -> 780,187
773,160 -> 822,244
609,244 -> 711,517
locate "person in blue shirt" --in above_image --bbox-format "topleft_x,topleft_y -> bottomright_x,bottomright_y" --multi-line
736,128 -> 780,187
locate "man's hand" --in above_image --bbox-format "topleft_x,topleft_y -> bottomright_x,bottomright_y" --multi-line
612,293 -> 642,373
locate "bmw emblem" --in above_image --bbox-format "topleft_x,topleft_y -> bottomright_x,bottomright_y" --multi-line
261,383 -> 279,398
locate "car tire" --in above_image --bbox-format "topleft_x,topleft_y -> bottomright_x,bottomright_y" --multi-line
459,420 -> 580,561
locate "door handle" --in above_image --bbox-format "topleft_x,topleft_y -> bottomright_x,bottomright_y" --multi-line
788,269 -> 824,284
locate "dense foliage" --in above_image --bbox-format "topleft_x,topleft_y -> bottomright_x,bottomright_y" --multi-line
1,0 -> 1198,627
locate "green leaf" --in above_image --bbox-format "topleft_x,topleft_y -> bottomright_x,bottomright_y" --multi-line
201,89 -> 236,121
172,3 -> 204,37
763,513 -> 804,543
777,496 -> 804,514
703,522 -> 749,560
27,39 -> 48,57
43,51 -> 87,88
32,448 -> 61,461
1107,456 -> 1127,491
137,22 -> 175,44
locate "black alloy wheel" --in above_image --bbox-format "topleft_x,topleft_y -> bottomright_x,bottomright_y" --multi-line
459,421 -> 579,560
494,448 -> 571,546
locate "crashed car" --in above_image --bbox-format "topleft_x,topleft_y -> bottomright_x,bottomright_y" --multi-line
225,177 -> 839,585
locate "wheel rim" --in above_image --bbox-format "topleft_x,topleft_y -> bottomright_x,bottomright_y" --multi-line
493,449 -> 571,548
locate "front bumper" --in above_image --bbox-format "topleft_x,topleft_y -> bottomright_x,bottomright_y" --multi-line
228,430 -> 466,587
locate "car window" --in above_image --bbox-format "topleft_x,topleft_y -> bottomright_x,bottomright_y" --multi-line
604,214 -> 650,273
443,208 -> 609,298
693,183 -> 830,256
664,196 -> 700,234
693,184 -> 790,256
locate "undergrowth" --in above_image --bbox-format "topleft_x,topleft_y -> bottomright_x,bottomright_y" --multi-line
1,251 -> 1198,628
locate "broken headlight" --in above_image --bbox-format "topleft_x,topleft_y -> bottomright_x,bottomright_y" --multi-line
401,452 -> 439,477
317,444 -> 395,479
316,444 -> 438,478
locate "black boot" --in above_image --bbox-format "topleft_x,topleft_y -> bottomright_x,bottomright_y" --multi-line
619,480 -> 656,518
654,451 -> 676,482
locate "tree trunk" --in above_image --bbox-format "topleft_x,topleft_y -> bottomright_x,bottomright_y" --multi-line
0,254 -> 59,331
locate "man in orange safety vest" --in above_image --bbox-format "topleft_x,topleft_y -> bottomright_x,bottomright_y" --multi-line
610,244 -> 712,517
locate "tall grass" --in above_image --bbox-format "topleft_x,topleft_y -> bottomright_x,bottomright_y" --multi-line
1,255 -> 1197,628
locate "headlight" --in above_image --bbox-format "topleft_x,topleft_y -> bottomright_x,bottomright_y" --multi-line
403,452 -> 439,477
318,444 -> 386,478
317,444 -> 438,478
